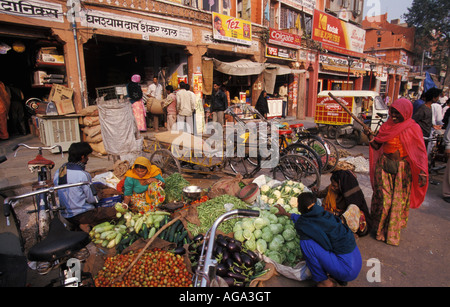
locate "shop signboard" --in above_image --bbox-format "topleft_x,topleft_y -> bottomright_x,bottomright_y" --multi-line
80,10 -> 192,42
268,28 -> 301,49
0,0 -> 64,22
212,12 -> 252,46
266,45 -> 297,61
312,9 -> 365,57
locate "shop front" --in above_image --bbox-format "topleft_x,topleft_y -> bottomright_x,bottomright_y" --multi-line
264,28 -> 305,118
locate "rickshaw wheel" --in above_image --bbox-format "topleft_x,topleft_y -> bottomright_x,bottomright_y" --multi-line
149,149 -> 182,177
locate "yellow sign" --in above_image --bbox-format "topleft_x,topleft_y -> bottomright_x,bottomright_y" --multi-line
212,13 -> 252,46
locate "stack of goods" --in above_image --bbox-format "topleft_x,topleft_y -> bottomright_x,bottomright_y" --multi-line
79,105 -> 106,155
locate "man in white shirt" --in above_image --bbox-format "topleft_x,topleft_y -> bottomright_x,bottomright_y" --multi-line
279,82 -> 288,118
176,82 -> 195,133
146,76 -> 163,131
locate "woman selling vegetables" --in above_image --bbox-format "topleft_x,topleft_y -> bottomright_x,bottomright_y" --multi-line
122,157 -> 165,212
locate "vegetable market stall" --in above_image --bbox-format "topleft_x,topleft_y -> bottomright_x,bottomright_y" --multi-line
82,172 -> 314,287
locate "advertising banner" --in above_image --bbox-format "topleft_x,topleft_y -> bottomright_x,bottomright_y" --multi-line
268,28 -> 301,49
212,12 -> 252,46
266,45 -> 297,61
312,10 -> 365,57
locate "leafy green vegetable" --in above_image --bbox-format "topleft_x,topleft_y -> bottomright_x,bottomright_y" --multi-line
164,173 -> 190,203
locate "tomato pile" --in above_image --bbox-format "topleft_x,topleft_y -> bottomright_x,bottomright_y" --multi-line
94,248 -> 193,287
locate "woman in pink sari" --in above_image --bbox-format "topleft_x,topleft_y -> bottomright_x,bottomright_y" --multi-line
127,74 -> 147,132
364,98 -> 428,246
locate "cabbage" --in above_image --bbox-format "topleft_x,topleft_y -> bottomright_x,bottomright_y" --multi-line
273,234 -> 285,245
285,240 -> 298,251
243,229 -> 255,241
242,219 -> 255,232
266,250 -> 283,264
245,239 -> 256,251
277,215 -> 288,225
282,228 -> 297,241
253,217 -> 265,230
233,221 -> 243,233
234,230 -> 245,242
269,223 -> 283,235
269,237 -> 282,251
261,227 -> 273,242
253,229 -> 262,239
256,239 -> 267,254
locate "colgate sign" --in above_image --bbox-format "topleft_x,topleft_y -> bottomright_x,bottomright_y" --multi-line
268,28 -> 301,49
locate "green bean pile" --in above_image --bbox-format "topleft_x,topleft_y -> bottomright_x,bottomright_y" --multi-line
187,194 -> 250,236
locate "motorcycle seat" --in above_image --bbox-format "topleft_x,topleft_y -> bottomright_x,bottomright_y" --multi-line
28,218 -> 90,262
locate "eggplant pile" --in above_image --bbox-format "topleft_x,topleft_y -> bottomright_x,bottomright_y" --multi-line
189,234 -> 268,287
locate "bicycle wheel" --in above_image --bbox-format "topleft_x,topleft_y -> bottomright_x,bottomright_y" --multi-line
149,149 -> 182,177
322,138 -> 340,173
284,143 -> 323,173
273,154 -> 321,190
335,125 -> 359,149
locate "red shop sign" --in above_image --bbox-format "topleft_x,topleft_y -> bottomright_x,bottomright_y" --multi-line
268,28 -> 301,49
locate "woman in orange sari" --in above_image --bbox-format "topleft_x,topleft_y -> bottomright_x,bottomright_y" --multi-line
122,157 -> 165,213
365,98 -> 428,246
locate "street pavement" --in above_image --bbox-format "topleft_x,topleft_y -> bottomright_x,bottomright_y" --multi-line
1,117 -> 449,287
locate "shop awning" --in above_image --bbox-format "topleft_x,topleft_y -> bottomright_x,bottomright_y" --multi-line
264,64 -> 306,94
266,63 -> 306,75
211,58 -> 269,76
320,64 -> 365,75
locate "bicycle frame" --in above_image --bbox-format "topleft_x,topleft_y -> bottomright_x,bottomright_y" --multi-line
3,181 -> 92,228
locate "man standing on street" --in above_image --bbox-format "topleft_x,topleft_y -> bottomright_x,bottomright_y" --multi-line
146,76 -> 163,131
211,82 -> 228,127
279,82 -> 288,118
412,87 -> 442,149
176,81 -> 195,133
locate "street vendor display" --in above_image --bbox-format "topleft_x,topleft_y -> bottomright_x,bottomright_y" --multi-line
85,170 -> 318,287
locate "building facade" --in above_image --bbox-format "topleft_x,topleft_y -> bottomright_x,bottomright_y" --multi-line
0,0 -> 418,122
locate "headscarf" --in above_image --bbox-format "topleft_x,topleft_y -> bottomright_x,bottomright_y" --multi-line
131,74 -> 141,83
369,98 -> 428,209
124,157 -> 162,180
124,157 -> 162,204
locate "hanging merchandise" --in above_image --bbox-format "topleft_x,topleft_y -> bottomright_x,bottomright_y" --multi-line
12,41 -> 25,53
0,42 -> 11,54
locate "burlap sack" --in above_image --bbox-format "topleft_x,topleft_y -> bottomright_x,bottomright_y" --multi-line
85,133 -> 102,143
89,141 -> 107,155
207,174 -> 254,199
82,125 -> 102,138
78,105 -> 99,116
83,116 -> 100,127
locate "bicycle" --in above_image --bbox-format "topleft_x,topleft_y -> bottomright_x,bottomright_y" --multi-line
225,125 -> 321,190
288,123 -> 340,173
193,208 -> 260,287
